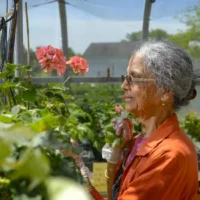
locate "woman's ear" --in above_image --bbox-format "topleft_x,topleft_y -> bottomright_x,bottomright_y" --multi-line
161,91 -> 173,103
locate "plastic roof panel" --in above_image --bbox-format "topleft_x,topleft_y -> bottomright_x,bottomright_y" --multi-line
29,0 -> 198,20
0,0 -> 198,21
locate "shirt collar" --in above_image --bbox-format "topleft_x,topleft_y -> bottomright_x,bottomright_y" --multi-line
136,114 -> 180,156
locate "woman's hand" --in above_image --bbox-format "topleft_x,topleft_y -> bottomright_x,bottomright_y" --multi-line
113,118 -> 133,144
62,148 -> 84,168
102,118 -> 133,164
61,139 -> 91,179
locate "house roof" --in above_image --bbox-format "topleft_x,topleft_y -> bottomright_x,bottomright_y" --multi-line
83,41 -> 141,58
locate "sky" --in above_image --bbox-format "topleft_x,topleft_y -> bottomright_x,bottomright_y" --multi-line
0,0 -> 198,54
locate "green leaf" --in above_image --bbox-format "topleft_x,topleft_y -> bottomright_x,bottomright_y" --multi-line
0,72 -> 9,78
54,93 -> 64,101
44,91 -> 54,98
30,119 -> 47,132
17,65 -> 32,72
112,137 -> 122,147
47,83 -> 68,91
7,123 -> 35,139
1,81 -> 16,90
30,114 -> 60,132
19,112 -> 33,123
77,124 -> 87,132
16,81 -> 34,90
105,131 -> 116,145
0,115 -> 13,123
12,148 -> 50,181
0,138 -> 11,161
105,124 -> 115,133
46,177 -> 90,200
0,178 -> 10,186
22,88 -> 37,103
5,63 -> 17,71
87,129 -> 95,142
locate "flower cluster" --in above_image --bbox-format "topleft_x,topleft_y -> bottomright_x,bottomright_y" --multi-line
114,105 -> 123,113
36,45 -> 67,76
35,45 -> 89,76
66,56 -> 89,74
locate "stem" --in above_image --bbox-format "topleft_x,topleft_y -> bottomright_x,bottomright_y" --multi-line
31,68 -> 43,77
9,88 -> 16,105
5,92 -> 11,110
61,74 -> 71,87
0,98 -> 5,109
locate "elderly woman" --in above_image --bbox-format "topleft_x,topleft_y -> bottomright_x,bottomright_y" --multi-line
68,40 -> 198,200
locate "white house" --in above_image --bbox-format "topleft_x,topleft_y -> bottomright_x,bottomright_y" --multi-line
82,41 -> 141,77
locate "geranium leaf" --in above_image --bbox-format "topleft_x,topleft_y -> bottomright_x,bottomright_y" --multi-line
0,138 -> 11,161
5,63 -> 17,71
22,88 -> 37,103
112,137 -> 122,148
12,148 -> 50,181
0,115 -> 13,123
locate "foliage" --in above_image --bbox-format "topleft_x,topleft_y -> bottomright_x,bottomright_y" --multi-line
168,30 -> 193,49
125,31 -> 142,41
70,83 -> 123,102
124,0 -> 200,58
0,51 -> 91,199
177,0 -> 200,31
124,29 -> 170,42
72,84 -> 122,149
173,0 -> 200,58
149,29 -> 169,40
181,111 -> 200,141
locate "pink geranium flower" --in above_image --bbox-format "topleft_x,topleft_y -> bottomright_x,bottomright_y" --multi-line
35,46 -> 47,60
35,45 -> 67,76
115,105 -> 123,113
66,56 -> 89,74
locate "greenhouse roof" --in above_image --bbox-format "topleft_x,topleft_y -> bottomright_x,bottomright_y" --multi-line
27,0 -> 198,21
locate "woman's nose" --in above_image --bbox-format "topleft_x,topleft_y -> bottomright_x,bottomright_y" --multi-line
121,80 -> 129,91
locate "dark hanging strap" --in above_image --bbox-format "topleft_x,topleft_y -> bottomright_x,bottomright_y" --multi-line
5,0 -> 17,24
0,17 -> 7,72
0,0 -> 17,72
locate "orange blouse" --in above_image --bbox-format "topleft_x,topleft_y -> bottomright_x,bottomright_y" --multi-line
116,114 -> 198,200
89,114 -> 198,200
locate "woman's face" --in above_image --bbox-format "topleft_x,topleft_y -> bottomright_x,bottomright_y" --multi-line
121,55 -> 161,118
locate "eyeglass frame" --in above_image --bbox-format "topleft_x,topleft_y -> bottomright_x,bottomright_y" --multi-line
121,75 -> 155,85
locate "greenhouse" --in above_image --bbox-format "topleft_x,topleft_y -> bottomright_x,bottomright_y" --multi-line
0,0 -> 200,199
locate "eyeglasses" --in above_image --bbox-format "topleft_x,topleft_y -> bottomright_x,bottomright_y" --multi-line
121,75 -> 155,85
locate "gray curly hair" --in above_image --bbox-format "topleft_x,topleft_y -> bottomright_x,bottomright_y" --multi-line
134,40 -> 197,110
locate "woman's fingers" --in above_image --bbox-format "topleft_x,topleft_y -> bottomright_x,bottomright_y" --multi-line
70,138 -> 78,146
62,149 -> 84,168
122,119 -> 132,142
113,118 -> 133,141
62,137 -> 83,168
115,122 -> 123,136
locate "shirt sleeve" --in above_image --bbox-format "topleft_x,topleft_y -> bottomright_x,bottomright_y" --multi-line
117,151 -> 197,200
89,187 -> 105,200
